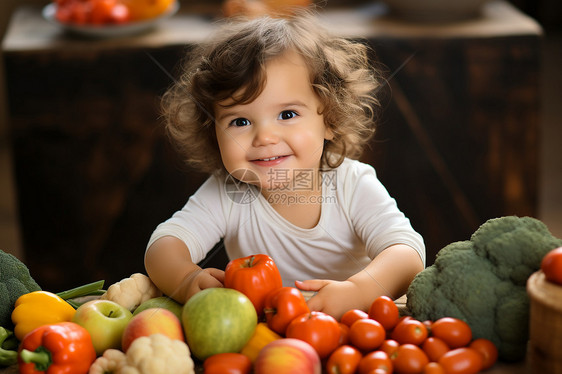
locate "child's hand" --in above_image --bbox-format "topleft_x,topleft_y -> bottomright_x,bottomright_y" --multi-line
295,279 -> 365,321
183,267 -> 225,300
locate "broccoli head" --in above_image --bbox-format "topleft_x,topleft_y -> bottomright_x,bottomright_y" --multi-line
406,216 -> 562,362
0,249 -> 42,328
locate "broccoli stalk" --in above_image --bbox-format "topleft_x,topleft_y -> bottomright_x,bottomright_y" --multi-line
0,327 -> 17,367
406,216 -> 562,362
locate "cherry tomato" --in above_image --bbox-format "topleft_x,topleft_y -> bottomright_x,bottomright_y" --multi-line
340,309 -> 369,327
423,362 -> 446,374
393,344 -> 429,374
391,318 -> 428,345
68,1 -> 89,24
338,322 -> 350,346
541,247 -> 562,285
90,0 -> 115,24
422,320 -> 433,330
469,338 -> 498,369
349,318 -> 386,352
431,317 -> 472,348
380,339 -> 400,359
286,311 -> 341,359
203,352 -> 252,374
326,345 -> 362,374
225,254 -> 283,318
438,347 -> 483,374
422,337 -> 450,362
368,296 -> 400,331
263,286 -> 310,335
109,3 -> 130,23
358,350 -> 393,374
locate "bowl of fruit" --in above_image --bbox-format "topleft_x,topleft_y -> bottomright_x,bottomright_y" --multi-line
42,0 -> 179,38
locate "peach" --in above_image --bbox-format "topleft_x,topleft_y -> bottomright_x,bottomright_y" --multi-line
254,338 -> 321,374
121,308 -> 185,352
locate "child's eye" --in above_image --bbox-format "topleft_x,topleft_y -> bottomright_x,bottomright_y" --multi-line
230,118 -> 251,127
278,110 -> 298,120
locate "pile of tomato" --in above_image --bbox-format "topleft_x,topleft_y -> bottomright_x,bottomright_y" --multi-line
54,0 -> 131,25
326,296 -> 498,373
213,254 -> 499,373
53,0 -> 174,25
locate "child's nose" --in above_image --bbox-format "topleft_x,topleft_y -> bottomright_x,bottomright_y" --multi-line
252,122 -> 280,147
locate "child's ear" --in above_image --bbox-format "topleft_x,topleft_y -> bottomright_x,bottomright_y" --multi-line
324,126 -> 334,141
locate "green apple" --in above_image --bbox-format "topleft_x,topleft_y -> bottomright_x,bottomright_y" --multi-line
182,287 -> 258,361
133,296 -> 183,319
73,299 -> 133,355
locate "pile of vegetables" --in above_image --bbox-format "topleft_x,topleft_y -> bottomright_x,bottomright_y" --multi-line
2,215 -> 561,373
406,216 -> 562,362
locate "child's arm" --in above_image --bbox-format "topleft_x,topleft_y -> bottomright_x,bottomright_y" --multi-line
144,236 -> 225,304
296,244 -> 423,320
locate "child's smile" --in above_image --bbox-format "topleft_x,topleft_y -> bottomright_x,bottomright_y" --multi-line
214,49 -> 333,192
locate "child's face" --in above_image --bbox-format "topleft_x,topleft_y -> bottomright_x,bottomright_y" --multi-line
214,50 -> 333,192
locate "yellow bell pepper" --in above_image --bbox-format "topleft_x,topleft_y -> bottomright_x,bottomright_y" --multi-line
11,291 -> 76,341
240,322 -> 282,363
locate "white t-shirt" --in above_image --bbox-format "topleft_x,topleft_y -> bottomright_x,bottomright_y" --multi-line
147,158 -> 425,287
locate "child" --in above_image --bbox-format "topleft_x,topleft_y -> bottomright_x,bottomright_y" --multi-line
144,11 -> 425,320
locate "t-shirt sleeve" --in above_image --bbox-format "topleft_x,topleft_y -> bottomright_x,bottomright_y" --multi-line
146,174 -> 227,264
346,162 -> 426,266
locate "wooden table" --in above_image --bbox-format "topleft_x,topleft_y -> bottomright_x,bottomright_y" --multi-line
2,2 -> 542,292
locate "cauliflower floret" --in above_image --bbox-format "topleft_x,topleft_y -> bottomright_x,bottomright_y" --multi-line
119,334 -> 194,374
100,273 -> 162,311
89,349 -> 127,374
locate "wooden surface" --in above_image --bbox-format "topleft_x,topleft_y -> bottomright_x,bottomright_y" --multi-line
2,1 -> 542,291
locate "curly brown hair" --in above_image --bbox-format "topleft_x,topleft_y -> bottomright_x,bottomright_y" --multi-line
161,10 -> 382,174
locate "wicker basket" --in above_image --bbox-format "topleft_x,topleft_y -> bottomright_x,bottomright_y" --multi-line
527,271 -> 562,374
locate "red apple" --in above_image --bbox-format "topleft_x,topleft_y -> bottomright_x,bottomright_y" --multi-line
121,308 -> 184,352
254,338 -> 321,374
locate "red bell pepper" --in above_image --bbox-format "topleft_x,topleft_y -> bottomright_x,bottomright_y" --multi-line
263,286 -> 310,335
18,322 -> 96,374
224,254 -> 283,317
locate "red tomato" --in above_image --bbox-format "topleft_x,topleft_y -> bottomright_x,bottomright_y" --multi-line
349,318 -> 386,352
263,287 -> 310,335
422,320 -> 433,330
338,322 -> 350,346
430,317 -> 472,348
224,254 -> 283,317
438,347 -> 483,374
391,318 -> 428,345
422,337 -> 450,362
380,339 -> 400,359
393,344 -> 430,374
286,311 -> 341,359
368,296 -> 400,331
469,338 -> 498,369
326,345 -> 362,374
541,247 -> 562,285
358,350 -> 393,374
423,362 -> 446,374
68,1 -> 90,24
90,0 -> 115,24
203,352 -> 252,374
340,309 -> 369,327
109,3 -> 130,23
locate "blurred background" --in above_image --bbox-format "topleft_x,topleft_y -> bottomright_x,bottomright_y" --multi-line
0,0 -> 561,291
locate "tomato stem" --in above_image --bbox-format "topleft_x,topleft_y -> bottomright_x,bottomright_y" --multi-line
245,256 -> 256,268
